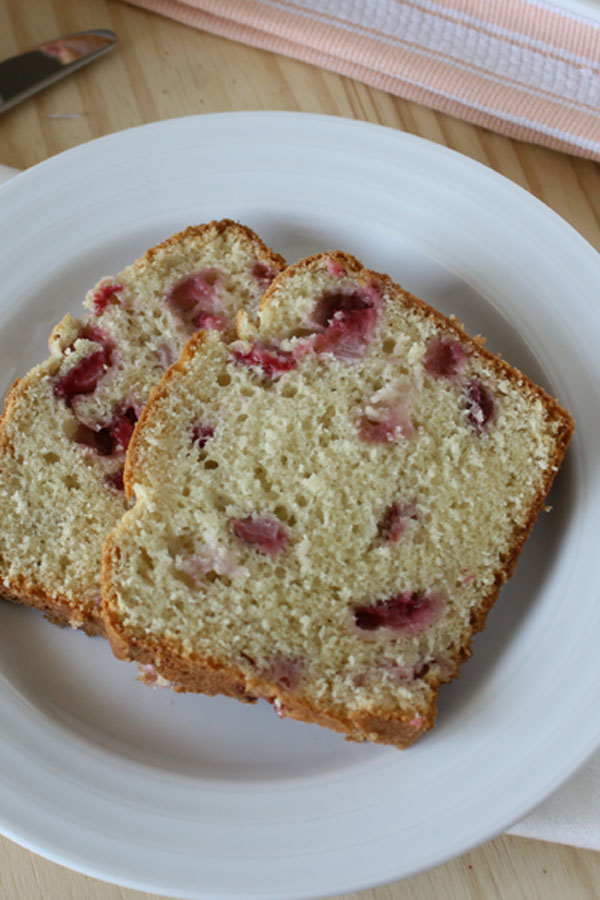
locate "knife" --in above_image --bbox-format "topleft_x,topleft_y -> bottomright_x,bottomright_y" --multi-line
0,29 -> 117,114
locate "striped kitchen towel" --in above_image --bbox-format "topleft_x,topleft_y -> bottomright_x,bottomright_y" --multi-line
124,0 -> 600,161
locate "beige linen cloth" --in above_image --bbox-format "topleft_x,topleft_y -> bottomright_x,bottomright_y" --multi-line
123,0 -> 600,161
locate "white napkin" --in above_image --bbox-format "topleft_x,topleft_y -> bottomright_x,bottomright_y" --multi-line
508,748 -> 600,849
0,160 -> 598,851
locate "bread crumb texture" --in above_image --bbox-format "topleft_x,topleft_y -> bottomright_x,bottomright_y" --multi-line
0,222 -> 285,630
102,252 -> 573,747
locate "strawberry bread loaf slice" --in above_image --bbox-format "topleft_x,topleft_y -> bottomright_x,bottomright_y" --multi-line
0,221 -> 285,634
102,251 -> 573,747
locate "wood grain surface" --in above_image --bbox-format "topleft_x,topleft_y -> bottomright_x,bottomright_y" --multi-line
1,2 -> 599,899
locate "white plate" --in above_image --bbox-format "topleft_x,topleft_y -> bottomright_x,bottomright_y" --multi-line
0,112 -> 599,899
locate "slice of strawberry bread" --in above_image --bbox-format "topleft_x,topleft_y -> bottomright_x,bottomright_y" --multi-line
102,251 -> 573,748
0,221 -> 285,634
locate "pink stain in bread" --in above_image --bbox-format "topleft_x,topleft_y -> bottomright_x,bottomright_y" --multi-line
195,312 -> 230,332
353,660 -> 426,687
232,345 -> 296,379
261,655 -> 304,691
53,326 -> 113,405
357,415 -> 406,443
109,407 -> 138,451
465,380 -> 497,434
307,284 -> 383,362
326,257 -> 346,278
377,501 -> 418,542
74,407 -> 138,459
354,591 -> 444,637
252,260 -> 279,290
105,468 -> 125,491
181,544 -> 249,581
424,336 -> 467,381
313,316 -> 372,362
92,281 -> 123,315
356,381 -> 415,443
166,269 -> 229,331
352,671 -> 369,688
169,269 -> 222,309
231,515 -> 290,555
54,349 -> 110,403
191,423 -> 215,449
380,661 -> 415,682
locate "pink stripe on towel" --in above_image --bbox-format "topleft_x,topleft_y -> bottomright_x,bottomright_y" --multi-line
124,0 -> 600,161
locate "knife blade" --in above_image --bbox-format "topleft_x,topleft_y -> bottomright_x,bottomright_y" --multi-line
0,29 -> 117,114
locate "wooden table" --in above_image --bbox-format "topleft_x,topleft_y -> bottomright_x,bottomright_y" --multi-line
1,2 -> 599,898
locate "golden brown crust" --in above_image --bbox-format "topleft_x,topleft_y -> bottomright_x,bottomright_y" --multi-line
416,367 -> 573,706
1,580 -> 104,635
141,219 -> 286,273
102,249 -> 574,749
456,406 -> 572,645
0,374 -> 53,454
103,529 -> 430,748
